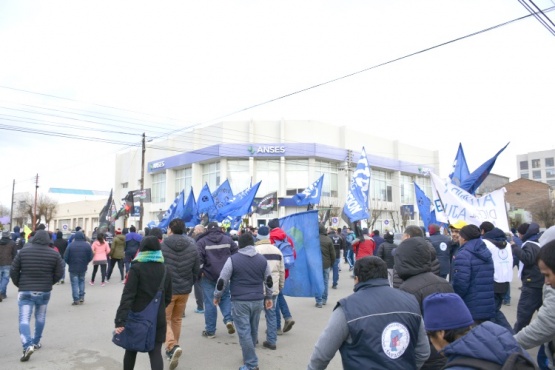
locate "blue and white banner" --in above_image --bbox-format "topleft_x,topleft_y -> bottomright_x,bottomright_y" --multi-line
216,181 -> 261,221
196,183 -> 217,221
430,172 -> 509,232
292,175 -> 324,206
182,187 -> 199,227
212,179 -> 233,210
459,142 -> 509,195
449,143 -> 470,187
280,210 -> 324,298
414,182 -> 433,230
343,147 -> 371,223
158,190 -> 185,232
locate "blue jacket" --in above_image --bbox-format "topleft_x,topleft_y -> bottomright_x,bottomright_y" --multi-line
124,232 -> 142,260
64,231 -> 93,274
429,233 -> 452,277
452,238 -> 495,320
512,222 -> 543,288
196,228 -> 238,281
443,321 -> 530,369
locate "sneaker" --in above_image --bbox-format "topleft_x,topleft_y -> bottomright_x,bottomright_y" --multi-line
79,299 -> 84,304
262,341 -> 276,350
323,299 -> 327,305
101,282 -> 106,287
202,330 -> 216,339
226,321 -> 236,334
283,319 -> 295,333
168,345 -> 182,370
72,301 -> 79,306
332,285 -> 337,289
33,343 -> 42,350
349,266 -> 353,271
1,293 -> 6,299
503,301 -> 511,306
20,346 -> 34,362
89,281 -> 94,286
315,303 -> 323,308
277,328 -> 283,335
194,308 -> 205,314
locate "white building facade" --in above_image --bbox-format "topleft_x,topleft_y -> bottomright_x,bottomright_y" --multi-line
115,120 -> 440,232
517,149 -> 555,187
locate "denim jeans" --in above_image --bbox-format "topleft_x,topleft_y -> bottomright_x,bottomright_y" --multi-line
200,277 -> 232,334
275,291 -> 292,330
264,295 -> 278,345
232,300 -> 264,370
332,258 -> 341,287
0,265 -> 11,296
18,291 -> 51,350
315,268 -> 330,304
345,248 -> 354,268
70,272 -> 86,302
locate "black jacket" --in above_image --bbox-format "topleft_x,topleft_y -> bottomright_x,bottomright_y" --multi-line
376,241 -> 397,268
10,230 -> 64,291
161,233 -> 200,295
115,262 -> 172,343
53,235 -> 68,258
0,236 -> 17,266
512,222 -> 543,289
393,238 -> 441,288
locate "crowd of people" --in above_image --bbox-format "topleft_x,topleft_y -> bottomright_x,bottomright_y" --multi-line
3,218 -> 555,369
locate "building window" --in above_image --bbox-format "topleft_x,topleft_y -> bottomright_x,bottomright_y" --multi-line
227,160 -> 251,194
202,162 -> 220,190
533,170 -> 542,180
315,160 -> 339,197
371,170 -> 393,202
175,168 -> 192,197
255,160 -> 280,196
547,180 -> 555,187
521,172 -> 529,179
546,158 -> 555,167
151,172 -> 166,203
400,174 -> 414,205
285,160 -> 308,194
519,161 -> 528,171
532,159 -> 541,168
546,169 -> 555,178
121,182 -> 128,189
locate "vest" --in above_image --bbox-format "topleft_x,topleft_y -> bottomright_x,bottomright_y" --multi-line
338,279 -> 422,370
229,252 -> 267,301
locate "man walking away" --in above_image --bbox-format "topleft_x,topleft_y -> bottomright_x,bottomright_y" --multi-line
64,231 -> 93,305
107,228 -> 125,283
124,226 -> 142,275
214,233 -> 273,370
161,219 -> 200,370
53,231 -> 68,284
11,230 -> 64,362
316,223 -> 335,308
376,231 -> 397,286
328,227 -> 345,290
0,230 -> 17,301
428,224 -> 451,279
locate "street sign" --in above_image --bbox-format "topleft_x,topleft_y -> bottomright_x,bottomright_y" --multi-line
384,219 -> 390,225
331,217 -> 339,225
62,224 -> 68,231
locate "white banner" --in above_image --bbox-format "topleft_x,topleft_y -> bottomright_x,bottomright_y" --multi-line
430,173 -> 509,232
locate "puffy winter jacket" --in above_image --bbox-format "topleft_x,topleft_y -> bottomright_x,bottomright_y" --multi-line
512,222 -> 543,289
161,233 -> 200,295
64,231 -> 93,274
196,228 -> 238,281
318,224 -> 335,269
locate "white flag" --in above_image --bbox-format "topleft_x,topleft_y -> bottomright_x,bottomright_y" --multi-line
430,173 -> 509,232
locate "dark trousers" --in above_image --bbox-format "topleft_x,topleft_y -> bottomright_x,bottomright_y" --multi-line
492,292 -> 513,333
91,264 -> 107,283
194,279 -> 204,310
514,285 -> 543,333
107,258 -> 124,280
124,341 -> 163,370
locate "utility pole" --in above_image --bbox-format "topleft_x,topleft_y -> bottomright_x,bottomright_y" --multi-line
139,132 -> 145,230
9,179 -> 14,231
33,174 -> 39,231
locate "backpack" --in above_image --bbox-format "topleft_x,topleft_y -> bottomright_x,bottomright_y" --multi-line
275,239 -> 295,270
444,352 -> 538,370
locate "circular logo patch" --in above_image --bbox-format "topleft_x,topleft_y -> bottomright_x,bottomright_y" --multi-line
498,248 -> 509,260
381,322 -> 410,359
439,242 -> 447,251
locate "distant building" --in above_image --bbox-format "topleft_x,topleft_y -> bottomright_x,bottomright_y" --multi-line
517,149 -> 555,187
49,199 -> 108,238
475,173 -> 509,195
503,178 -> 553,228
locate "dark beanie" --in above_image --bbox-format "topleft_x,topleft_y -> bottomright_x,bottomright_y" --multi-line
140,235 -> 161,251
268,218 -> 280,230
459,224 -> 481,241
258,225 -> 269,236
238,233 -> 254,248
384,232 -> 394,243
479,221 -> 494,233
517,223 -> 530,235
423,293 -> 474,331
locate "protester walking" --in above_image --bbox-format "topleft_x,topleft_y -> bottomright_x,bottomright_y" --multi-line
315,223 -> 335,308
107,228 -> 125,283
64,231 -> 93,305
114,236 -> 172,370
124,226 -> 142,275
90,232 -> 111,286
0,230 -> 17,301
53,231 -> 68,284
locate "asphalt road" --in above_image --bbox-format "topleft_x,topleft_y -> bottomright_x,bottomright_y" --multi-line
0,264 -> 533,370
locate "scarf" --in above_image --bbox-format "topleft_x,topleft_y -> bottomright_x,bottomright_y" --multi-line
133,250 -> 164,263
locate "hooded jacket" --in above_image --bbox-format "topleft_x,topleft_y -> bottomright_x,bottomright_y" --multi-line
318,224 -> 335,269
255,238 -> 285,296
64,231 -> 93,274
482,228 -> 513,286
428,231 -> 452,277
10,230 -> 64,291
0,234 -> 17,265
376,239 -> 397,268
53,231 -> 68,258
110,234 -> 125,259
512,222 -> 543,289
393,238 -> 442,288
196,227 -> 238,281
452,238 -> 495,320
443,322 -> 531,369
161,233 -> 200,295
124,232 -> 143,260
269,226 -> 296,278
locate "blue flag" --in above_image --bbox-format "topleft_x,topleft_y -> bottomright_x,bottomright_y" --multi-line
280,210 -> 324,298
343,147 -> 371,222
216,181 -> 261,221
292,175 -> 324,206
182,188 -> 199,226
449,143 -> 470,187
212,179 -> 234,210
414,181 -> 432,230
158,190 -> 185,232
196,184 -> 217,221
460,142 -> 509,195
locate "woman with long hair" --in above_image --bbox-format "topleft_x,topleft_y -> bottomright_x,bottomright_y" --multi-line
90,232 -> 111,286
114,236 -> 172,370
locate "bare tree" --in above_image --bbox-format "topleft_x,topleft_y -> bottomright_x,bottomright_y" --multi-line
389,210 -> 401,233
0,204 -> 9,216
17,194 -> 58,229
530,200 -> 555,229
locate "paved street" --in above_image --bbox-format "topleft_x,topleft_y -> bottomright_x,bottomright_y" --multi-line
0,264 -> 532,370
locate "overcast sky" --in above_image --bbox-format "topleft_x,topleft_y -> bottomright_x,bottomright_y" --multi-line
1,1 -> 554,208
